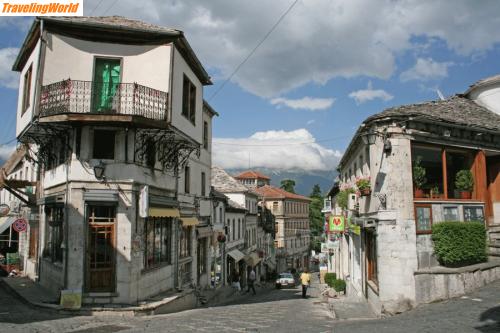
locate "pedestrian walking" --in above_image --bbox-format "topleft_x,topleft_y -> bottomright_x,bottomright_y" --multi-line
232,269 -> 241,291
246,268 -> 256,295
300,269 -> 311,298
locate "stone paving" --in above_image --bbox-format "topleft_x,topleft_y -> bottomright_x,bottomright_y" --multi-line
1,278 -> 500,332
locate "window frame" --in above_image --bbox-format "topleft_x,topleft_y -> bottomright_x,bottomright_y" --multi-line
179,226 -> 192,258
184,165 -> 190,194
203,121 -> 208,150
414,203 -> 433,234
44,205 -> 64,263
201,171 -> 206,197
144,216 -> 172,269
22,64 -> 32,114
182,74 -> 196,125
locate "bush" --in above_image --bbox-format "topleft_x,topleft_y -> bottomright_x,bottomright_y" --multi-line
432,222 -> 487,267
324,272 -> 336,286
331,279 -> 346,292
455,170 -> 474,192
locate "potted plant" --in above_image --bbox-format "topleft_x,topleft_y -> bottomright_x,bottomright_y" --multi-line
455,169 -> 474,199
412,156 -> 427,198
355,176 -> 371,196
430,185 -> 441,199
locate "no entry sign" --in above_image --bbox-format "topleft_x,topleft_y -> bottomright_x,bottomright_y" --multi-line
13,218 -> 27,232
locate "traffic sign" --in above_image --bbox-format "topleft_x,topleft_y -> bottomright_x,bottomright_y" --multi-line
13,218 -> 27,232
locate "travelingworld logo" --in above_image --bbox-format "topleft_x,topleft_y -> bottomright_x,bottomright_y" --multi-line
1,0 -> 83,16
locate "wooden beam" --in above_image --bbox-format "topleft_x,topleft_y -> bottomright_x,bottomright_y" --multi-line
442,148 -> 448,199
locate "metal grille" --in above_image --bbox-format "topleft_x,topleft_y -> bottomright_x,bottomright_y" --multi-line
39,79 -> 168,121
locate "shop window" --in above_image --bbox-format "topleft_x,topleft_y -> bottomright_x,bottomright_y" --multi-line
443,206 -> 459,221
412,145 -> 443,196
93,130 -> 115,159
180,227 -> 191,258
415,204 -> 432,234
464,206 -> 485,223
44,205 -> 64,262
446,150 -> 473,199
144,217 -> 172,268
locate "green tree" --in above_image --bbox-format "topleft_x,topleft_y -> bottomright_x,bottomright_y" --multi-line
309,184 -> 324,236
280,179 -> 296,193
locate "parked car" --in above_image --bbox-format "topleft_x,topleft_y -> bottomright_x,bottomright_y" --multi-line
275,273 -> 296,289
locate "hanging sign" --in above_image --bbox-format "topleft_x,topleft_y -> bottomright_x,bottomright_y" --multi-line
139,185 -> 149,218
13,218 -> 27,232
0,204 -> 10,217
329,215 -> 345,233
348,217 -> 361,235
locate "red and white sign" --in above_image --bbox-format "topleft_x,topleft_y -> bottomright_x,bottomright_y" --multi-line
12,218 -> 27,233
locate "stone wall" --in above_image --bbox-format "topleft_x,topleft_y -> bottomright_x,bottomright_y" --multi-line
415,261 -> 500,304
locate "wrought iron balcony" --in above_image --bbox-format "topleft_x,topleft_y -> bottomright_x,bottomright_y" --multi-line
39,79 -> 168,121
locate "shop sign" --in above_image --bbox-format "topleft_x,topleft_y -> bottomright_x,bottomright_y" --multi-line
327,240 -> 339,249
320,242 -> 328,253
139,185 -> 149,218
329,215 -> 345,233
348,217 -> 361,235
13,218 -> 27,232
0,204 -> 9,216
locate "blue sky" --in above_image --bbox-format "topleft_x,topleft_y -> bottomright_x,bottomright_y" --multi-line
1,1 -> 500,171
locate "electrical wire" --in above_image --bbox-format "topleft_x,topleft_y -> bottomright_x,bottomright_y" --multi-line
88,0 -> 105,15
207,0 -> 300,102
101,0 -> 120,15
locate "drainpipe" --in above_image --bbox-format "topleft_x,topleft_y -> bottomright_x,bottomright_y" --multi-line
63,134 -> 70,290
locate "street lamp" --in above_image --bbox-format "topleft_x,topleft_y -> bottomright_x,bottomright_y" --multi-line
93,161 -> 106,180
360,129 -> 377,145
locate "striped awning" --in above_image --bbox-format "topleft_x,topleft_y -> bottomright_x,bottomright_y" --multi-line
149,208 -> 180,218
0,217 -> 16,234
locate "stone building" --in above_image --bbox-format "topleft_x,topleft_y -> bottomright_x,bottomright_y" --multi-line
11,16 -> 216,304
254,185 -> 311,273
333,76 -> 500,315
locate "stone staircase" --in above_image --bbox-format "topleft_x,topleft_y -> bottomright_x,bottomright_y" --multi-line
488,224 -> 500,257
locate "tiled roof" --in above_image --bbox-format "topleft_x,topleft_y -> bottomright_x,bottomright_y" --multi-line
42,16 -> 182,35
211,166 -> 249,193
234,170 -> 271,180
364,96 -> 500,132
254,185 -> 311,201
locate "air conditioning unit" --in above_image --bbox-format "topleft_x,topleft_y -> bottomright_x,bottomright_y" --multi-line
347,193 -> 358,211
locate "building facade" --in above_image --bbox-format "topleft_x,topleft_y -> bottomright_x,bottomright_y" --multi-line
11,16 -> 216,304
332,77 -> 500,315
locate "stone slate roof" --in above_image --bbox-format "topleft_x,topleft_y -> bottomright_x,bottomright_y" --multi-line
227,199 -> 247,212
365,96 -> 500,132
211,166 -> 249,193
234,170 -> 271,180
254,185 -> 311,201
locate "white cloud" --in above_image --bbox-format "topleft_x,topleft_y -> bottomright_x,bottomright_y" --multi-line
213,128 -> 342,171
87,1 -> 500,97
0,145 -> 16,162
0,48 -> 20,89
270,96 -> 334,111
306,119 -> 315,125
400,58 -> 453,82
349,81 -> 393,104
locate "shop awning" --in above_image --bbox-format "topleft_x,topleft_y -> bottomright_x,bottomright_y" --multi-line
245,252 -> 262,266
227,249 -> 245,262
196,226 -> 212,238
149,207 -> 180,218
0,217 -> 16,234
181,217 -> 200,227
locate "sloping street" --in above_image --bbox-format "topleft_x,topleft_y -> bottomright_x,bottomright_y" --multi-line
2,278 -> 500,333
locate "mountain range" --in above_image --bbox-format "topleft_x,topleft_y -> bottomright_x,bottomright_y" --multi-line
226,168 -> 337,196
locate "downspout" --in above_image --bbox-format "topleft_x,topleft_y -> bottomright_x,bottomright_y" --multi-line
34,18 -> 44,282
63,134 -> 70,290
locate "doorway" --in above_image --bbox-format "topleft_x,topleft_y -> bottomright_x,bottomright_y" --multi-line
86,205 -> 116,292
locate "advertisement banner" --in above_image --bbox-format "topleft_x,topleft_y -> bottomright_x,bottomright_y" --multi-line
1,1 -> 83,16
329,215 -> 344,233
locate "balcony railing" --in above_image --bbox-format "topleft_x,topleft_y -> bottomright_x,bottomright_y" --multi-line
39,79 -> 168,121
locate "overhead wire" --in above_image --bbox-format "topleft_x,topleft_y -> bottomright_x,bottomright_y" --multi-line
207,0 -> 300,102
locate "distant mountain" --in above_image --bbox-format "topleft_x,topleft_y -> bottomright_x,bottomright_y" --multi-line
226,168 -> 337,196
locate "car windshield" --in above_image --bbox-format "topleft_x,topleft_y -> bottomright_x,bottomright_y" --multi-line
280,273 -> 293,279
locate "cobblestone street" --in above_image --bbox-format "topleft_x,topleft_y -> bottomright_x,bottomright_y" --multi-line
1,279 -> 500,332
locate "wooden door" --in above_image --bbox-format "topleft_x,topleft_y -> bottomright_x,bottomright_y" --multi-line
86,206 -> 116,292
